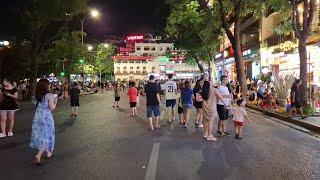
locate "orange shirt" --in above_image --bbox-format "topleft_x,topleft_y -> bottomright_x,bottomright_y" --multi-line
128,87 -> 138,102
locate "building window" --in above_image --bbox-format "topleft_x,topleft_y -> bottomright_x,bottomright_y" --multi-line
152,66 -> 155,73
151,47 -> 156,51
166,47 -> 171,51
144,46 -> 150,51
137,46 -> 141,51
159,47 -> 163,51
142,66 -> 147,73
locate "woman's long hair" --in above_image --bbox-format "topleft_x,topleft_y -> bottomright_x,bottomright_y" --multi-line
35,79 -> 49,104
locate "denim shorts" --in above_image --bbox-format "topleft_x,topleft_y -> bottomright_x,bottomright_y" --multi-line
147,106 -> 160,118
182,104 -> 193,109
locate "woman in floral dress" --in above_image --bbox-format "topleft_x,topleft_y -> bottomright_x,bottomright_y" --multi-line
30,79 -> 57,165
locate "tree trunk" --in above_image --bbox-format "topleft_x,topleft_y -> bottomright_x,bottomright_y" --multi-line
194,54 -> 204,73
233,13 -> 248,96
298,40 -> 308,105
28,51 -> 40,98
232,38 -> 247,96
217,0 -> 247,95
290,0 -> 315,106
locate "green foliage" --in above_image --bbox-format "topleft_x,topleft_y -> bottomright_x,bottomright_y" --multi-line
260,72 -> 273,83
165,0 -> 221,70
302,106 -> 315,116
44,30 -> 84,74
274,18 -> 292,36
91,44 -> 117,77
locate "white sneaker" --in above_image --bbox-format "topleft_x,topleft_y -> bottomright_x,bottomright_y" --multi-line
7,132 -> 13,137
0,133 -> 6,138
198,124 -> 204,128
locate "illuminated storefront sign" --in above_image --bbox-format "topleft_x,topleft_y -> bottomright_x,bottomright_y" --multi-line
279,41 -> 298,53
126,35 -> 144,41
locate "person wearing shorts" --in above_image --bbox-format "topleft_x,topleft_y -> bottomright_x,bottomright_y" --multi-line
193,79 -> 203,128
127,81 -> 138,117
230,99 -> 251,139
113,83 -> 120,108
145,75 -> 161,130
288,79 -> 307,119
0,79 -> 19,138
181,81 -> 193,128
70,82 -> 80,116
164,74 -> 177,123
217,76 -> 232,136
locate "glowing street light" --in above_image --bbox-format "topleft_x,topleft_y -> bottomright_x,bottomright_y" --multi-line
90,9 -> 100,18
104,43 -> 109,48
88,45 -> 93,51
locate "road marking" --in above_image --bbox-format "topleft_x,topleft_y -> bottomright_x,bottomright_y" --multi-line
145,143 -> 160,180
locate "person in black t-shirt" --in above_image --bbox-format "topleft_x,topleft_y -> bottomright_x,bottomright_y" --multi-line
70,82 -> 80,116
288,79 -> 307,119
145,75 -> 161,131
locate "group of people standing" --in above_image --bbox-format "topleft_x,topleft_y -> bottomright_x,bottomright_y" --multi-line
142,74 -> 251,141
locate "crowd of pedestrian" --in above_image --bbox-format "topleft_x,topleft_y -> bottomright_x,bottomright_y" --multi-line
114,74 -> 252,142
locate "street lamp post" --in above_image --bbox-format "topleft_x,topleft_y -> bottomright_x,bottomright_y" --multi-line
79,9 -> 100,60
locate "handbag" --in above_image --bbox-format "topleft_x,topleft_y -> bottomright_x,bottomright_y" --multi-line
195,92 -> 203,102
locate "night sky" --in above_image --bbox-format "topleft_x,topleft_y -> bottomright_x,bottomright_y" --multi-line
0,0 -> 169,40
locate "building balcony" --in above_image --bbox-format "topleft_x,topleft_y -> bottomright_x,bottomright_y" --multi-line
114,71 -> 148,75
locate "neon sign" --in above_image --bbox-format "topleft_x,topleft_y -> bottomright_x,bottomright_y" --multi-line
126,35 -> 144,41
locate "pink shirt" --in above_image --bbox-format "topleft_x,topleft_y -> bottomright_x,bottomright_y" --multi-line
202,86 -> 219,119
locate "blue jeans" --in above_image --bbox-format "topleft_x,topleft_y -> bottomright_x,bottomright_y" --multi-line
147,106 -> 160,118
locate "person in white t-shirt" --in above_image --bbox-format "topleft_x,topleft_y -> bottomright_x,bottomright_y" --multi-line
217,75 -> 232,136
164,74 -> 177,123
230,99 -> 251,139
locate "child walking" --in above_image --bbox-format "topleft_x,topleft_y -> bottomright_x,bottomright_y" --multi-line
231,99 -> 251,139
127,81 -> 138,117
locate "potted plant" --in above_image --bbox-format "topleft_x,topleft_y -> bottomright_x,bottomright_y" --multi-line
273,74 -> 295,111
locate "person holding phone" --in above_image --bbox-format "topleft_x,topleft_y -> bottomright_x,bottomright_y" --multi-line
30,79 -> 57,165
0,78 -> 19,138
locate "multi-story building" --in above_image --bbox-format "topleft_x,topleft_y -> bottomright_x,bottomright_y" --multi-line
214,16 -> 261,82
260,2 -> 320,85
214,1 -> 320,86
113,36 -> 201,82
133,43 -> 174,56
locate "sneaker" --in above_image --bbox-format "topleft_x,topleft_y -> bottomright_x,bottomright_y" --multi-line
217,130 -> 223,136
198,124 -> 204,128
0,133 -> 6,138
224,132 -> 231,136
7,132 -> 13,137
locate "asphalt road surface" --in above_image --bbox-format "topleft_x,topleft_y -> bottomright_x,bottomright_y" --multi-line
0,91 -> 319,180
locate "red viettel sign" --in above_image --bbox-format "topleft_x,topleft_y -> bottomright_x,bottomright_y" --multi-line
126,35 -> 144,41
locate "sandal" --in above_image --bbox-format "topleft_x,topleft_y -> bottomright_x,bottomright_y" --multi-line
206,135 -> 217,141
33,156 -> 43,166
46,152 -> 55,159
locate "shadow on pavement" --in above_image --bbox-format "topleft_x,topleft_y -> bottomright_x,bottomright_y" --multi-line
57,118 -> 76,133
